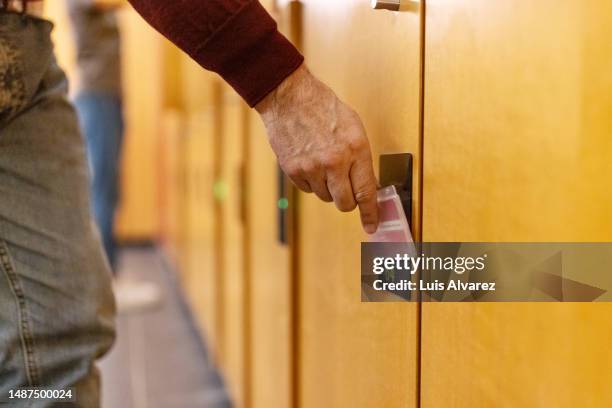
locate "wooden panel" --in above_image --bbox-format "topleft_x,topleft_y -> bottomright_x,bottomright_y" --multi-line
244,2 -> 295,408
180,55 -> 220,113
219,90 -> 248,407
299,2 -> 422,407
182,110 -> 220,355
158,110 -> 186,267
114,9 -> 162,240
246,111 -> 293,408
422,1 -> 612,406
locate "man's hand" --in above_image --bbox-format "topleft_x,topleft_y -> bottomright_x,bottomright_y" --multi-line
256,65 -> 379,234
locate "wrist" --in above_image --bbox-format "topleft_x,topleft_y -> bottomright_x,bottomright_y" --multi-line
255,63 -> 311,119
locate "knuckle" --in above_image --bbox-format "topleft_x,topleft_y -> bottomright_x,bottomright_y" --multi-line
300,161 -> 317,176
355,188 -> 377,204
283,162 -> 301,178
348,136 -> 367,152
321,153 -> 342,170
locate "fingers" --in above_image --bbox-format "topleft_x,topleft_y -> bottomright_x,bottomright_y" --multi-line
327,169 -> 357,212
286,158 -> 358,211
284,162 -> 332,200
282,142 -> 378,234
288,176 -> 312,193
349,156 -> 379,234
283,162 -> 313,192
304,163 -> 333,202
288,149 -> 378,234
285,154 -> 379,235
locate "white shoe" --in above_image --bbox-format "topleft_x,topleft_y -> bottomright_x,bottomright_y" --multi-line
113,277 -> 163,314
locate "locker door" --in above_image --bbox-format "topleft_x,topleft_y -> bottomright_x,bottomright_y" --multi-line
219,89 -> 248,406
178,59 -> 225,357
243,2 -> 298,407
183,109 -> 219,354
158,110 -> 186,268
245,110 -> 293,408
422,1 -> 612,406
299,1 -> 422,407
115,9 -> 162,240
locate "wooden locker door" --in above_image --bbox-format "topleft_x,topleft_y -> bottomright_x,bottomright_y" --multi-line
183,110 -> 219,355
244,2 -> 297,408
422,1 -> 612,407
178,58 -> 225,358
298,1 -> 422,407
158,110 -> 186,268
219,89 -> 248,407
115,8 -> 163,240
245,111 -> 293,408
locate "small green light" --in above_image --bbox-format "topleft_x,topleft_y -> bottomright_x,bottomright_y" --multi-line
213,181 -> 228,201
278,197 -> 289,210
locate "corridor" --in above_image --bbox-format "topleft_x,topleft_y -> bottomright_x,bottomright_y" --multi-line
100,248 -> 232,408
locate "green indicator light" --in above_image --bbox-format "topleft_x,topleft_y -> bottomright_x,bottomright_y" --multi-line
278,197 -> 289,210
213,181 -> 228,201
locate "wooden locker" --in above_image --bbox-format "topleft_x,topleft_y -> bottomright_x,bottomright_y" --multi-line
182,110 -> 221,358
421,1 -> 612,406
245,112 -> 293,408
158,109 -> 186,268
243,2 -> 298,407
175,53 -> 225,360
298,1 -> 423,407
219,89 -> 249,406
114,8 -> 163,240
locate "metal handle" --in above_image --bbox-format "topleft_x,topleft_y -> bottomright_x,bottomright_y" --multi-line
379,153 -> 413,229
371,0 -> 401,11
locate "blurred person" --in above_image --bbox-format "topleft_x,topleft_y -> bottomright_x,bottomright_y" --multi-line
67,0 -> 162,312
0,0 -> 379,406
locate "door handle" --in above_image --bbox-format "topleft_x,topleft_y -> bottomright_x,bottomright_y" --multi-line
371,0 -> 401,11
371,0 -> 419,12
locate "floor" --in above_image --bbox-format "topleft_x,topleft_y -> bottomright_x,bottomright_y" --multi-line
99,247 -> 232,408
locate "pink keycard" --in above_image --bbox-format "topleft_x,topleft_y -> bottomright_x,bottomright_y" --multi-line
368,186 -> 413,243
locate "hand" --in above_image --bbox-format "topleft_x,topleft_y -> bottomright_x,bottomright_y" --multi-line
256,65 -> 379,234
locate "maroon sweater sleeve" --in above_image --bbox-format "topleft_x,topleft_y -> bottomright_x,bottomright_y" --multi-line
127,0 -> 304,107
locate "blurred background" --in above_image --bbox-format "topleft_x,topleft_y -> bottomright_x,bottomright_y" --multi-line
44,1 -> 612,408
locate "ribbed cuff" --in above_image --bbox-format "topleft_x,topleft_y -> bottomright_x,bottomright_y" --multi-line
193,0 -> 304,107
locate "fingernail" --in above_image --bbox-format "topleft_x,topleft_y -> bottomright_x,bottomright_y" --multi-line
364,223 -> 377,234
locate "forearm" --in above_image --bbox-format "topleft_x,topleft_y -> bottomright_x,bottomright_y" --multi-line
127,0 -> 304,106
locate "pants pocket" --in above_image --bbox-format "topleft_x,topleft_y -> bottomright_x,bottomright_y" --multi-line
0,239 -> 41,387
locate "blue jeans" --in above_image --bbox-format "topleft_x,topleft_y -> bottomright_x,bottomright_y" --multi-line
0,12 -> 116,407
74,93 -> 123,272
